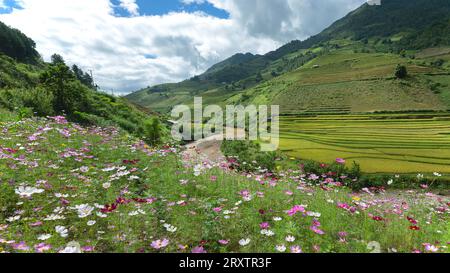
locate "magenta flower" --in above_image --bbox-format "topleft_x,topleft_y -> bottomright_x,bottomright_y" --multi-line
259,222 -> 270,229
213,207 -> 222,213
287,205 -> 305,216
81,246 -> 94,252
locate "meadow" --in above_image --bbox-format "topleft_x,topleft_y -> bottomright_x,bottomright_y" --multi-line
280,113 -> 450,173
0,109 -> 448,253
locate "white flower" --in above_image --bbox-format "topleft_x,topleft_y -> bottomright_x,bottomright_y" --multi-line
193,165 -> 202,177
261,230 -> 275,237
417,174 -> 424,179
163,224 -> 178,233
55,226 -> 69,238
128,175 -> 140,181
276,245 -> 287,252
433,172 -> 442,177
87,221 -> 96,226
6,215 -> 21,222
387,179 -> 394,185
75,204 -> 94,218
15,186 -> 44,198
102,167 -> 116,172
37,234 -> 52,241
97,212 -> 107,218
44,214 -> 65,221
102,182 -> 111,189
59,242 -> 81,253
285,235 -> 296,242
273,217 -> 282,221
307,212 -> 321,218
55,193 -> 69,198
239,238 -> 251,246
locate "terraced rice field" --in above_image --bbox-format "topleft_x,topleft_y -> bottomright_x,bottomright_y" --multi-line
279,113 -> 450,173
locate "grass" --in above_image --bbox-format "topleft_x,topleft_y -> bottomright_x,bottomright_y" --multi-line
279,113 -> 450,173
0,110 -> 448,253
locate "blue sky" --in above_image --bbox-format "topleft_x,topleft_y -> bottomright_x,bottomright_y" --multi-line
117,0 -> 229,18
1,0 -> 229,18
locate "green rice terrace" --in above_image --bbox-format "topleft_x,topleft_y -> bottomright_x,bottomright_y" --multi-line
280,113 -> 450,174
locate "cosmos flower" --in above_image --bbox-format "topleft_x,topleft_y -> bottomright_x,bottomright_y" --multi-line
15,186 -> 44,198
290,246 -> 302,253
336,158 -> 346,164
75,204 -> 94,218
35,243 -> 52,253
151,239 -> 169,250
218,240 -> 229,245
275,245 -> 286,252
239,238 -> 251,246
192,246 -> 207,253
55,226 -> 69,238
37,234 -> 52,241
285,235 -> 296,242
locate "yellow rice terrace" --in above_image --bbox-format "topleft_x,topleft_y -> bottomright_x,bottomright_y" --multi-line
280,113 -> 450,173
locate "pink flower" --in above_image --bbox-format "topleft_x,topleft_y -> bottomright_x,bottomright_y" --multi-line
259,222 -> 270,229
336,158 -> 346,164
290,245 -> 302,253
310,226 -> 325,235
210,176 -> 217,182
29,221 -> 43,227
218,240 -> 229,245
49,116 -> 68,124
35,243 -> 52,253
12,242 -> 29,251
213,207 -> 222,213
191,246 -> 207,253
287,205 -> 305,216
81,246 -> 94,252
151,239 -> 169,250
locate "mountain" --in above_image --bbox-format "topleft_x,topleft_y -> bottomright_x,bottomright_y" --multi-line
127,0 -> 450,114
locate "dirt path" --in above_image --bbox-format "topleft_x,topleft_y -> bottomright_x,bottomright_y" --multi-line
183,128 -> 246,163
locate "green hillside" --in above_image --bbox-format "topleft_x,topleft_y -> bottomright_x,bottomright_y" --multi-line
127,0 -> 450,114
0,21 -> 162,141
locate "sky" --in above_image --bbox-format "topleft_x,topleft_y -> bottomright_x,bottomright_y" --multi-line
0,0 -> 366,94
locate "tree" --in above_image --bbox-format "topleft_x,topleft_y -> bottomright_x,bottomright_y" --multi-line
395,65 -> 408,79
39,59 -> 89,115
72,65 -> 95,89
51,54 -> 65,65
143,117 -> 162,145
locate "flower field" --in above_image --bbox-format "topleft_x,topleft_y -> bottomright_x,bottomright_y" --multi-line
0,111 -> 449,253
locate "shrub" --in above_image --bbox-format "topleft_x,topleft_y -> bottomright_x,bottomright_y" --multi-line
394,64 -> 408,79
221,140 -> 278,172
143,117 -> 162,145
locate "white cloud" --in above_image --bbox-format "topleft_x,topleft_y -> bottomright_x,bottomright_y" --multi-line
0,0 -> 365,93
118,0 -> 139,16
0,0 -> 7,9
